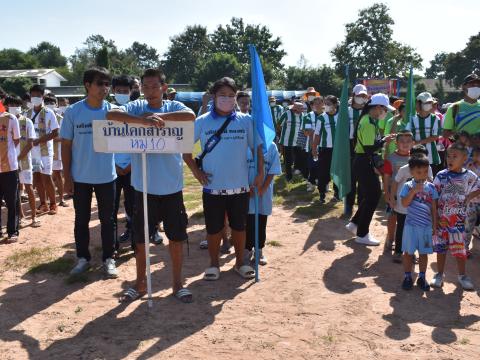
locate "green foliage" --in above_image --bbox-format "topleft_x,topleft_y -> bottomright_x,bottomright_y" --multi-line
192,52 -> 246,91
27,41 -> 67,68
443,32 -> 480,87
425,52 -> 448,79
283,63 -> 342,95
0,77 -> 34,96
331,3 -> 422,79
0,48 -> 39,69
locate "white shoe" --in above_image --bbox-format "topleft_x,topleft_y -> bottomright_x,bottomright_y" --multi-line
104,258 -> 118,278
199,240 -> 208,249
355,234 -> 380,246
430,272 -> 444,288
306,183 -> 315,192
293,169 -> 301,175
70,258 -> 90,275
258,249 -> 268,266
458,275 -> 474,290
345,222 -> 357,235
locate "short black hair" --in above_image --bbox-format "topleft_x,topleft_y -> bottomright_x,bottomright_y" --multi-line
325,95 -> 338,106
141,68 -> 166,84
83,66 -> 111,86
4,95 -> 23,107
236,91 -> 250,100
448,142 -> 468,155
44,93 -> 57,105
210,77 -> 237,95
396,130 -> 413,141
389,96 -> 399,105
58,97 -> 68,103
112,75 -> 133,90
410,144 -> 428,157
29,84 -> 45,95
408,155 -> 429,169
21,93 -> 30,101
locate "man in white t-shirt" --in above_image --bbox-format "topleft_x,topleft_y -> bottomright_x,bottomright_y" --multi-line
0,110 -> 20,242
26,85 -> 59,215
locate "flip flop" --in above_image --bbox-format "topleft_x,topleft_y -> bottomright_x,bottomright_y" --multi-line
174,288 -> 193,303
119,288 -> 146,303
203,267 -> 220,281
234,265 -> 255,279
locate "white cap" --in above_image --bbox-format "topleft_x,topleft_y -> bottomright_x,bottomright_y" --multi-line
416,91 -> 434,103
352,84 -> 368,96
370,93 -> 395,111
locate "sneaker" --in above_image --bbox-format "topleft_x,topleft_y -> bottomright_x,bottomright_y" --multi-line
416,277 -> 430,291
20,195 -> 29,203
402,276 -> 413,290
293,169 -> 301,175
104,258 -> 118,278
199,240 -> 208,249
429,272 -> 444,288
151,230 -> 163,245
119,230 -> 130,243
7,235 -> 19,243
458,275 -> 474,290
345,222 -> 357,235
258,250 -> 268,266
243,249 -> 252,265
392,253 -> 403,264
306,182 -> 315,192
70,258 -> 90,275
355,234 -> 380,246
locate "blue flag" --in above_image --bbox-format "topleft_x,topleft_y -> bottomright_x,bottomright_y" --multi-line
248,45 -> 276,152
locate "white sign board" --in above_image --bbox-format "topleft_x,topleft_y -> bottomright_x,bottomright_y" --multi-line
92,120 -> 194,153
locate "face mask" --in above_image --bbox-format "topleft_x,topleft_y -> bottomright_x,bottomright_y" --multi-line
467,87 -> 480,100
45,104 -> 56,111
354,96 -> 366,105
269,101 -> 275,107
57,106 -> 67,114
216,96 -> 236,113
282,102 -> 289,107
307,96 -> 315,102
115,93 -> 130,105
8,107 -> 22,116
31,97 -> 43,107
421,103 -> 433,112
325,105 -> 333,113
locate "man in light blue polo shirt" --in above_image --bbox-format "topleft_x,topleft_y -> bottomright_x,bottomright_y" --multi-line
61,67 -> 119,278
107,68 -> 196,303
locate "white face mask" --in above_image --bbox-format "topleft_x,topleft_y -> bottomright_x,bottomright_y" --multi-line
216,96 -> 236,113
421,103 -> 433,112
307,96 -> 315,102
57,106 -> 67,114
114,93 -> 130,105
31,97 -> 43,107
8,107 -> 22,116
269,101 -> 275,107
467,87 -> 480,100
354,96 -> 367,105
45,104 -> 56,111
325,105 -> 333,113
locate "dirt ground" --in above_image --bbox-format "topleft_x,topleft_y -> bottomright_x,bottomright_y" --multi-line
1,195 -> 480,360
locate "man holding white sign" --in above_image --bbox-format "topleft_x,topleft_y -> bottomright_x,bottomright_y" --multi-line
107,68 -> 195,303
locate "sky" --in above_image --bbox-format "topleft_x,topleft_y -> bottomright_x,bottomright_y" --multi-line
4,0 -> 479,74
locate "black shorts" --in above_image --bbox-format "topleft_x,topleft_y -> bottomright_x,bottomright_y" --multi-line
133,190 -> 188,243
202,192 -> 249,235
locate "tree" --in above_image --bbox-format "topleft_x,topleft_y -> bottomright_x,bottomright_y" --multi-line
283,64 -> 342,95
125,42 -> 160,70
331,3 -> 422,80
192,53 -> 246,91
28,42 -> 67,68
210,17 -> 286,71
162,25 -> 212,83
443,32 -> 480,87
425,52 -> 448,79
0,49 -> 39,70
0,77 -> 34,96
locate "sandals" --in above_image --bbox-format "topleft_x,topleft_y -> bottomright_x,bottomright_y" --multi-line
37,204 -> 48,213
48,204 -> 57,215
119,288 -> 146,303
31,219 -> 41,228
203,267 -> 220,281
174,288 -> 193,303
234,265 -> 255,279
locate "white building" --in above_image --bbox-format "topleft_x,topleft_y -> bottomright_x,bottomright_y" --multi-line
0,69 -> 66,87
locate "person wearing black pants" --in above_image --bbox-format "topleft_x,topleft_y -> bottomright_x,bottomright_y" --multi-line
394,212 -> 406,259
246,214 -> 268,251
0,171 -> 19,240
294,146 -> 308,180
345,94 -> 396,246
113,171 -> 134,250
283,146 -> 295,181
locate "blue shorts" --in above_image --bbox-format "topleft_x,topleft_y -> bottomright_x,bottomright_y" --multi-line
402,224 -> 433,255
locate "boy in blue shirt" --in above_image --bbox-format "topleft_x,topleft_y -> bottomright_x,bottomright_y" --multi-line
107,68 -> 196,303
61,67 -> 119,278
245,142 -> 282,265
399,155 -> 438,291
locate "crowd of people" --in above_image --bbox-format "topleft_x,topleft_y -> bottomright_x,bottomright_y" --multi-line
0,66 -> 479,303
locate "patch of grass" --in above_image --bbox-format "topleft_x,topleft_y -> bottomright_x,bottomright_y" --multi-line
189,209 -> 204,219
74,306 -> 83,314
28,257 -> 74,275
185,200 -> 202,212
460,338 -> 470,345
183,192 -> 201,203
267,240 -> 282,247
4,246 -> 56,271
57,324 -> 66,332
322,335 -> 335,344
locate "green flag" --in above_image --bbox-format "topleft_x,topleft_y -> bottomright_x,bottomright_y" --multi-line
330,67 -> 351,199
404,65 -> 415,126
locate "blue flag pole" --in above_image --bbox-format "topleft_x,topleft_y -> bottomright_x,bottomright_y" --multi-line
253,116 -> 260,282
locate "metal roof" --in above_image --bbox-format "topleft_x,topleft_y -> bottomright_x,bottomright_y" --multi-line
0,69 -> 67,81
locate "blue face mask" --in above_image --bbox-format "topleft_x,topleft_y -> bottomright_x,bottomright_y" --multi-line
114,93 -> 130,105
